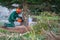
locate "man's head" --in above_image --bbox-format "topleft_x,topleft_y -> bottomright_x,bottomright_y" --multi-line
16,8 -> 22,14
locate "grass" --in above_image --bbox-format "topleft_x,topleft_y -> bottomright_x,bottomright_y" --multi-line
32,15 -> 60,20
0,12 -> 60,40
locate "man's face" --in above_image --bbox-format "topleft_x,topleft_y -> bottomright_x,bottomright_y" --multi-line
16,9 -> 22,14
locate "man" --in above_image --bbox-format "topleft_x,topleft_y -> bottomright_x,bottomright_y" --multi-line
4,8 -> 23,27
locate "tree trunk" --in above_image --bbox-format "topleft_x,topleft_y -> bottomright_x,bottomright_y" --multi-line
23,0 -> 28,26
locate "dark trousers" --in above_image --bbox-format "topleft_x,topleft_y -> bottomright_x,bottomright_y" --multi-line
4,21 -> 15,27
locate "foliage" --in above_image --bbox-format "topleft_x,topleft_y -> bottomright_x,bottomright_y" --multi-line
0,0 -> 60,14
